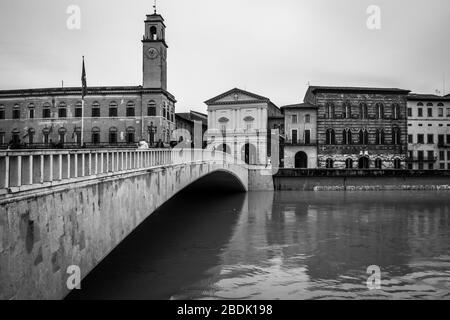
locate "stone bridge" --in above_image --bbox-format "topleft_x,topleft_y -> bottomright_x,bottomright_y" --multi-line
0,148 -> 249,299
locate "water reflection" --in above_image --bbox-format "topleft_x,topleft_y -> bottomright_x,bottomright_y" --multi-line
174,191 -> 450,300
68,191 -> 450,300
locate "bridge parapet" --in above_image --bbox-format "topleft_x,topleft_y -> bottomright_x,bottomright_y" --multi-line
0,148 -> 243,196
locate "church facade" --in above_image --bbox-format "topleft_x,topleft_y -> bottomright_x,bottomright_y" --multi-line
205,88 -> 282,165
0,12 -> 175,149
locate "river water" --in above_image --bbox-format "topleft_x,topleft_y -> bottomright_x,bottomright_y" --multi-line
67,191 -> 450,300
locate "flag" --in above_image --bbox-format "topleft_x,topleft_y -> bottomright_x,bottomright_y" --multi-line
81,56 -> 87,98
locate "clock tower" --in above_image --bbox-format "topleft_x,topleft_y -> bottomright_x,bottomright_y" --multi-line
142,13 -> 167,89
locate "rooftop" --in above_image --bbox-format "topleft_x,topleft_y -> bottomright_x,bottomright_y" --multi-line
281,102 -> 317,109
307,85 -> 411,94
407,93 -> 450,101
0,86 -> 177,102
176,111 -> 208,126
205,87 -> 272,105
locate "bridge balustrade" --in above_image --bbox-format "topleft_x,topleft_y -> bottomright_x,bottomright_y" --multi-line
0,148 -> 236,194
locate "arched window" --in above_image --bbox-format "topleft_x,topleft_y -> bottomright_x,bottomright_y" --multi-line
305,114 -> 311,123
358,156 -> 370,169
126,126 -> 135,144
426,103 -> 433,107
91,127 -> 100,144
42,103 -> 51,118
359,129 -> 369,145
11,128 -> 20,145
27,128 -> 35,144
375,158 -> 382,169
376,103 -> 384,119
75,101 -> 82,118
150,26 -> 157,40
360,103 -> 368,119
0,105 -> 5,120
343,102 -> 351,119
58,102 -> 67,118
326,103 -> 335,119
326,158 -> 334,169
437,103 -> 444,107
42,127 -> 50,144
326,129 -> 335,145
417,102 -> 424,106
392,127 -> 401,145
109,127 -> 118,144
74,127 -> 82,145
109,101 -> 118,117
161,102 -> 166,119
147,100 -> 156,116
345,158 -> 353,169
218,117 -> 229,133
393,158 -> 401,169
375,129 -> 385,145
91,102 -> 100,117
392,103 -> 400,119
126,101 -> 135,117
11,104 -> 21,119
342,129 -> 352,145
244,116 -> 255,131
163,102 -> 169,120
28,103 -> 35,119
58,127 -> 67,143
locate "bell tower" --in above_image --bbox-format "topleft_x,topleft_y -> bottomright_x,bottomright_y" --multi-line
142,9 -> 167,90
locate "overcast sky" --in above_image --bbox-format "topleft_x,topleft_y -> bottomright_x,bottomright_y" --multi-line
0,0 -> 449,113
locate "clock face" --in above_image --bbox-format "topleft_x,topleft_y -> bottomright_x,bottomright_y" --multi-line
147,48 -> 159,59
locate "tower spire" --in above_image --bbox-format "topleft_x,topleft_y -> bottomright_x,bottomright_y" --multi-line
153,0 -> 157,14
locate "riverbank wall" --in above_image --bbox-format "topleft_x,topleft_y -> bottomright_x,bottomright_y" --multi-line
250,169 -> 450,191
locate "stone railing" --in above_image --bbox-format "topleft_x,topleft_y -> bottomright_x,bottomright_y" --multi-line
0,148 -> 240,195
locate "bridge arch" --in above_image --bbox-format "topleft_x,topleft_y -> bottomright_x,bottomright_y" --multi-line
181,168 -> 247,193
0,148 -> 248,300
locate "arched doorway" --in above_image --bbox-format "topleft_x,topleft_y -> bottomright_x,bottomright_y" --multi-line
241,143 -> 256,165
294,151 -> 308,168
358,156 -> 370,169
218,143 -> 231,154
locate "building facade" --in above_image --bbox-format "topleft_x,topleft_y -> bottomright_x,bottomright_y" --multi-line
304,86 -> 410,169
281,103 -> 318,169
205,88 -> 282,165
174,111 -> 208,147
0,11 -> 175,149
406,94 -> 450,170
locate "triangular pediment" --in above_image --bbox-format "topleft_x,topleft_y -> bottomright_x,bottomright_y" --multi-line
205,88 -> 270,105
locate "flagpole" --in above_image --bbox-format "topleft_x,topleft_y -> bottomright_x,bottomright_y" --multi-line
81,98 -> 84,146
81,55 -> 86,147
